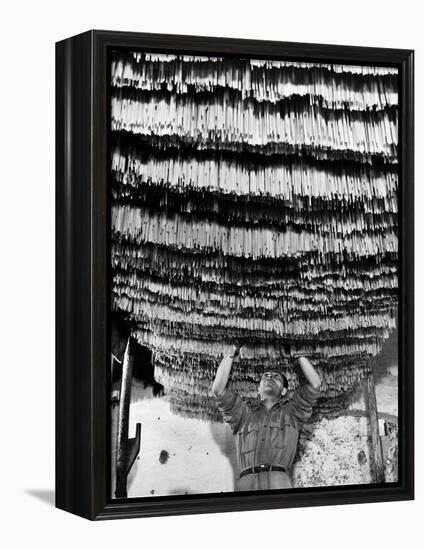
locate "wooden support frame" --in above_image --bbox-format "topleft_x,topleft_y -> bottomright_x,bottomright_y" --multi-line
115,338 -> 141,498
363,371 -> 386,483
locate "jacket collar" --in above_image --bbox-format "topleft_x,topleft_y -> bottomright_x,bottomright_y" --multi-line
254,396 -> 283,411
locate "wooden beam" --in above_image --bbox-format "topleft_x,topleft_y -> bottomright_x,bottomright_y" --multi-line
116,337 -> 139,498
363,372 -> 385,483
341,409 -> 398,425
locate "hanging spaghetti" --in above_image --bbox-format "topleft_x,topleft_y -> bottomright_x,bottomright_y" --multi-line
110,51 -> 399,420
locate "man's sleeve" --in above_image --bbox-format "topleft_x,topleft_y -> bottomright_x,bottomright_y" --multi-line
287,383 -> 320,430
214,388 -> 249,434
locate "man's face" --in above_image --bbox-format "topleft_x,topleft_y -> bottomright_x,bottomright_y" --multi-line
258,371 -> 286,400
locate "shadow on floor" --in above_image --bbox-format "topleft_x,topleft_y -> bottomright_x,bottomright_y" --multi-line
26,489 -> 55,507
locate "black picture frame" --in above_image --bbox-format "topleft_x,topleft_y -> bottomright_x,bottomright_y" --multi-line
55,29 -> 414,521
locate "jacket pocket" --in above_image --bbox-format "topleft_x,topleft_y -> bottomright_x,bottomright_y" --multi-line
239,424 -> 259,454
269,419 -> 285,449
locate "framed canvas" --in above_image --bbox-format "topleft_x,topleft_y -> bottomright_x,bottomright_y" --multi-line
55,30 -> 414,520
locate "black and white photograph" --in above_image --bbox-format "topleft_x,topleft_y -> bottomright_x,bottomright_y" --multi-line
2,0 -> 420,542
109,50 -> 400,499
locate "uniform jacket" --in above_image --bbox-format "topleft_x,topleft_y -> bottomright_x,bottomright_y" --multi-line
214,384 -> 320,472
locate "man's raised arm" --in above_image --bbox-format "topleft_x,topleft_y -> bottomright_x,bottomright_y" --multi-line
211,344 -> 240,398
297,356 -> 321,391
287,356 -> 321,430
212,344 -> 248,434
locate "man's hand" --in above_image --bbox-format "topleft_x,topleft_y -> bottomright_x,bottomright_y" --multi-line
230,342 -> 242,359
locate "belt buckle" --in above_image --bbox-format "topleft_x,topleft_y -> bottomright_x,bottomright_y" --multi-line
258,463 -> 269,472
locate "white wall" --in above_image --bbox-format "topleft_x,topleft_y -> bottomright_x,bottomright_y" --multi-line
125,384 -> 238,497
1,2 -> 421,550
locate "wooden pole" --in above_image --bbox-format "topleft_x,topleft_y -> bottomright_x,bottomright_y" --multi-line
116,338 -> 134,498
364,371 -> 385,483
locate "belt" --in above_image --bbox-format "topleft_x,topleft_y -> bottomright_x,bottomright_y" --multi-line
240,464 -> 286,478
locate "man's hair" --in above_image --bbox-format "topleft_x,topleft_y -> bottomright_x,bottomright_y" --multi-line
260,370 -> 289,390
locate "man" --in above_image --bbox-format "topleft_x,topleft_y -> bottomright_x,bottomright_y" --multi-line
212,344 -> 321,491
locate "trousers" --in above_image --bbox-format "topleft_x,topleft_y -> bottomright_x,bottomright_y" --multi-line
236,470 -> 293,491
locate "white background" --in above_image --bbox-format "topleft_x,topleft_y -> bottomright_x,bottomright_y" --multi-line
0,1 -> 421,548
